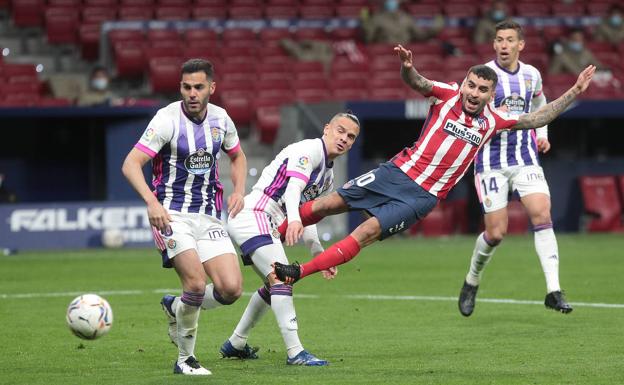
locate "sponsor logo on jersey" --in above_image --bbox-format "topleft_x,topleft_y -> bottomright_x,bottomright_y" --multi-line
143,127 -> 155,140
443,120 -> 483,147
206,226 -> 229,240
502,93 -> 526,114
184,148 -> 214,175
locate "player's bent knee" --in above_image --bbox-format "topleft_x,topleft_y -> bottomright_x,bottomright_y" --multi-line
215,283 -> 243,304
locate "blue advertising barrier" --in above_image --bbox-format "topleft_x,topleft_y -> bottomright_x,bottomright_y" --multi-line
0,201 -> 153,251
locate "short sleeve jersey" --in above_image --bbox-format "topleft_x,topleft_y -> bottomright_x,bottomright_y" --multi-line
475,60 -> 544,173
391,81 -> 519,199
135,101 -> 240,217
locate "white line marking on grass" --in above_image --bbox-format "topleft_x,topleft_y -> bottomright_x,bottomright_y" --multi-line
1,290 -> 622,309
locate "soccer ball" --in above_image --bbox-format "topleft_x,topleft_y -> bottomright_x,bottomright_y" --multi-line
66,294 -> 113,340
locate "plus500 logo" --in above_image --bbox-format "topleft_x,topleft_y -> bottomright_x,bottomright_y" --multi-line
9,207 -> 149,232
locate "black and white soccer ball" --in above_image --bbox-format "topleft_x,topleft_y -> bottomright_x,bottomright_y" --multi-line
66,294 -> 113,340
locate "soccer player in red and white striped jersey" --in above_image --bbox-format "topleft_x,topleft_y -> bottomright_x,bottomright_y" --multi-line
272,45 -> 595,284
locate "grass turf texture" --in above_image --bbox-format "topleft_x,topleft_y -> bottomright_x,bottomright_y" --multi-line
1,234 -> 623,385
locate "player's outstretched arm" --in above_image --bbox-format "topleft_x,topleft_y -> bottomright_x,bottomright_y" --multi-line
394,44 -> 433,95
512,65 -> 595,130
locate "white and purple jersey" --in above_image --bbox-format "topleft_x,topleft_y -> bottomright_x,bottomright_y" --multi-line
135,101 -> 240,217
246,138 -> 333,224
475,60 -> 544,173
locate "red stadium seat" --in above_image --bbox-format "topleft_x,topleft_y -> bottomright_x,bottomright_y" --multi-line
294,88 -> 331,103
79,23 -> 102,61
335,5 -> 364,18
118,6 -> 154,20
299,5 -> 335,19
255,106 -> 281,144
147,29 -> 181,43
195,0 -> 225,4
1,63 -> 38,77
443,4 -> 478,18
11,0 -> 45,27
82,6 -> 117,24
182,46 -> 220,61
220,91 -> 253,125
84,0 -> 118,6
184,28 -> 219,43
264,5 -> 299,19
222,28 -> 257,43
329,27 -> 361,41
149,57 -> 184,93
109,29 -> 145,44
367,87 -> 406,101
229,5 -> 263,19
418,203 -> 455,237
551,3 -> 585,17
294,27 -> 329,41
39,97 -> 72,106
579,175 -> 623,232
45,7 -> 80,44
157,0 -> 191,5
587,2 -> 614,16
192,5 -> 227,19
114,41 -> 146,77
407,3 -> 441,16
619,175 -> 624,206
155,6 -> 191,20
120,0 -> 153,5
514,3 -> 550,17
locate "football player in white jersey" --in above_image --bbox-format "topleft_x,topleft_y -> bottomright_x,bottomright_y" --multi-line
122,59 -> 247,375
219,112 -> 360,366
459,21 -> 573,317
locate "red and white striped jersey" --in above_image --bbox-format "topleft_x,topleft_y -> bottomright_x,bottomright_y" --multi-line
391,81 -> 519,199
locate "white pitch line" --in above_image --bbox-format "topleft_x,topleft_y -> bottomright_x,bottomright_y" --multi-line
1,290 -> 623,309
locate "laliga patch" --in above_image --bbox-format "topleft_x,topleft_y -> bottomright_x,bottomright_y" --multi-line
443,119 -> 483,147
167,239 -> 177,249
184,148 -> 214,175
295,156 -> 310,171
142,127 -> 155,140
502,93 -> 526,114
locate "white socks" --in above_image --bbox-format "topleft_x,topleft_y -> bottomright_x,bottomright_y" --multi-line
534,226 -> 561,293
270,284 -> 303,359
466,232 -> 497,286
229,289 -> 270,350
176,291 -> 203,363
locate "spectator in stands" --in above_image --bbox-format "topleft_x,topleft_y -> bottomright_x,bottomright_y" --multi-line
77,66 -> 122,106
473,0 -> 510,44
549,29 -> 602,74
594,5 -> 624,45
280,38 -> 334,71
361,0 -> 444,45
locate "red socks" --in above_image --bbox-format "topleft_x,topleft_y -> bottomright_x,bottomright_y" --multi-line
300,235 -> 361,278
277,200 -> 323,238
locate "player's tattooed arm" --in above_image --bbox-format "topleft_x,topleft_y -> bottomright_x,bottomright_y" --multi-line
512,65 -> 596,130
395,44 -> 433,95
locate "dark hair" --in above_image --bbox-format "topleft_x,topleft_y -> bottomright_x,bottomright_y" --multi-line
181,58 -> 214,79
467,65 -> 498,88
332,111 -> 360,128
495,20 -> 524,40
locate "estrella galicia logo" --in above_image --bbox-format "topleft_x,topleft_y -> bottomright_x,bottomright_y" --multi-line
501,93 -> 526,114
443,120 -> 483,147
184,148 -> 214,175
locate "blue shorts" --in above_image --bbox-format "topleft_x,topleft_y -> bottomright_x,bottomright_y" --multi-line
337,162 -> 438,240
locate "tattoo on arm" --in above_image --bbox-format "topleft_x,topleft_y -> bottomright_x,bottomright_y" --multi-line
401,65 -> 433,95
513,88 -> 578,130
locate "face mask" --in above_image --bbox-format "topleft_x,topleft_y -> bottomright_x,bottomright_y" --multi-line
384,0 -> 399,12
610,15 -> 622,27
491,10 -> 506,22
92,78 -> 108,91
568,42 -> 583,52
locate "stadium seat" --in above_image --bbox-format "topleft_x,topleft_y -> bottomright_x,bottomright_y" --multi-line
149,57 -> 184,93
220,91 -> 253,125
264,5 -> 299,19
1,63 -> 38,77
412,203 -> 455,237
120,0 -> 153,5
299,5 -> 335,19
335,5 -> 365,18
84,0 -> 118,6
184,28 -> 219,43
192,5 -> 227,19
182,46 -> 219,62
551,3 -> 585,17
329,27 -> 361,41
406,3 -> 442,16
579,175 -> 623,232
229,5 -> 263,19
81,6 -> 117,24
118,6 -> 154,20
45,7 -> 80,44
157,0 -> 191,5
443,4 -> 478,18
155,6 -> 191,20
79,23 -> 102,61
294,88 -> 331,103
514,3 -> 550,17
114,41 -> 146,77
619,175 -> 624,206
255,106 -> 281,144
147,29 -> 181,43
11,0 -> 45,27
38,97 -> 72,107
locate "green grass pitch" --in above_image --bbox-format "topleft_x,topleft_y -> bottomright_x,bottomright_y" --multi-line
1,234 -> 623,385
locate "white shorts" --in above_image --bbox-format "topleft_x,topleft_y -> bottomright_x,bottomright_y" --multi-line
227,207 -> 288,277
475,165 -> 551,213
153,211 -> 237,268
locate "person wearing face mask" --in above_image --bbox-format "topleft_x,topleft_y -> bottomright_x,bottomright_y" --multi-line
473,0 -> 509,44
594,5 -> 624,45
362,0 -> 444,44
78,66 -> 120,106
549,29 -> 602,75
